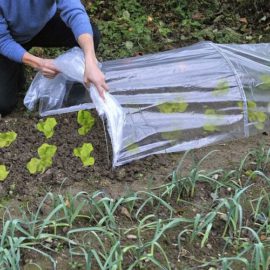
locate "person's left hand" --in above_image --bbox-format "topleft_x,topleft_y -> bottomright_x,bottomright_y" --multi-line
83,60 -> 109,100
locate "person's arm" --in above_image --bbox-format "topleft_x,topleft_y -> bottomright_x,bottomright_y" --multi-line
0,14 -> 26,63
57,0 -> 108,98
22,52 -> 59,78
78,33 -> 108,99
0,14 -> 59,77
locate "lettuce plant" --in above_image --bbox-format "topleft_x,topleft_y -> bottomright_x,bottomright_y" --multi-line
77,110 -> 95,136
73,143 -> 95,166
27,143 -> 57,174
238,101 -> 267,130
203,109 -> 221,132
258,74 -> 270,90
0,131 -> 17,148
213,80 -> 229,96
36,117 -> 57,139
0,165 -> 9,181
158,99 -> 188,113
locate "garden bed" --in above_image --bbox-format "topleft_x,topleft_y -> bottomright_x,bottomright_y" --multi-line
1,106 -> 270,269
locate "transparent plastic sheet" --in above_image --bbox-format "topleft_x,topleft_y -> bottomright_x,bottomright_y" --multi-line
24,47 -> 124,163
24,42 -> 270,166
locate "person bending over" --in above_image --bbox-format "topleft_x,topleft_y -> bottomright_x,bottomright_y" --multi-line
0,0 -> 108,116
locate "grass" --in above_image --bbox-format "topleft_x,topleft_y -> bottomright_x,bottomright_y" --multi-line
1,145 -> 270,269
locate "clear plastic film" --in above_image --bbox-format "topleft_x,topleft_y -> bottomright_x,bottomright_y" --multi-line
24,42 -> 270,166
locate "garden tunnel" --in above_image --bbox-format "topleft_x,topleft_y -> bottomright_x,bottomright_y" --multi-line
24,41 -> 270,166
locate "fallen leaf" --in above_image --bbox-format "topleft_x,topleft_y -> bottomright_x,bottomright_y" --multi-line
147,16 -> 153,23
121,207 -> 132,220
210,192 -> 218,200
260,16 -> 267,22
127,234 -> 137,240
125,41 -> 134,50
123,10 -> 130,20
219,213 -> 228,222
65,199 -> 70,208
192,12 -> 204,20
239,17 -> 248,24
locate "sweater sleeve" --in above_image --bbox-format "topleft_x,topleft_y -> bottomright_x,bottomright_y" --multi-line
0,14 -> 26,63
56,0 -> 93,40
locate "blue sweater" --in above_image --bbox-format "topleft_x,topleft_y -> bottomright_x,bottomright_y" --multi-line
0,0 -> 93,63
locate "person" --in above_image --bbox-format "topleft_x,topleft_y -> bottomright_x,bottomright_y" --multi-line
0,0 -> 108,116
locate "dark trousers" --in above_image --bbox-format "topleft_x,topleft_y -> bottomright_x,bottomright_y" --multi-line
0,15 -> 100,116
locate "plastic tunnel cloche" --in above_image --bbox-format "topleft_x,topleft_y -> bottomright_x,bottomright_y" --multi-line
24,42 -> 270,166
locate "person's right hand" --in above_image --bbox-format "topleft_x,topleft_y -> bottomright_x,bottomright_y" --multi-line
38,59 -> 59,79
23,52 -> 59,79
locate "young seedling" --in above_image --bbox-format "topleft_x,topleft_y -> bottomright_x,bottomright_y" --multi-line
77,110 -> 95,136
36,117 -> 57,139
73,143 -> 95,166
0,131 -> 17,148
158,99 -> 188,114
212,80 -> 229,96
203,109 -> 221,132
257,74 -> 270,91
27,143 -> 57,174
238,101 -> 267,130
0,165 -> 9,181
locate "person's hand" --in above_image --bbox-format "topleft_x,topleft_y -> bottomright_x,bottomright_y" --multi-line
38,59 -> 59,79
83,60 -> 109,100
22,52 -> 59,79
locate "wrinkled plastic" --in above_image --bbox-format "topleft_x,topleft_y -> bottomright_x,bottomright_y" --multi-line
24,42 -> 270,166
24,48 -> 125,162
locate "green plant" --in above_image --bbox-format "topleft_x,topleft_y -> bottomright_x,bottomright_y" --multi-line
124,215 -> 187,270
0,165 -> 9,181
249,189 -> 270,237
159,150 -> 222,199
94,0 -> 162,60
27,143 -> 57,174
69,261 -> 84,269
56,192 -> 90,226
257,74 -> 270,91
73,143 -> 95,166
77,110 -> 95,136
203,109 -> 223,132
85,191 -> 136,229
217,186 -> 250,237
36,117 -> 57,139
212,80 -> 230,96
135,191 -> 175,220
68,227 -> 122,270
158,99 -> 188,114
0,131 -> 17,148
238,101 -> 267,130
250,145 -> 270,171
246,227 -> 270,270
